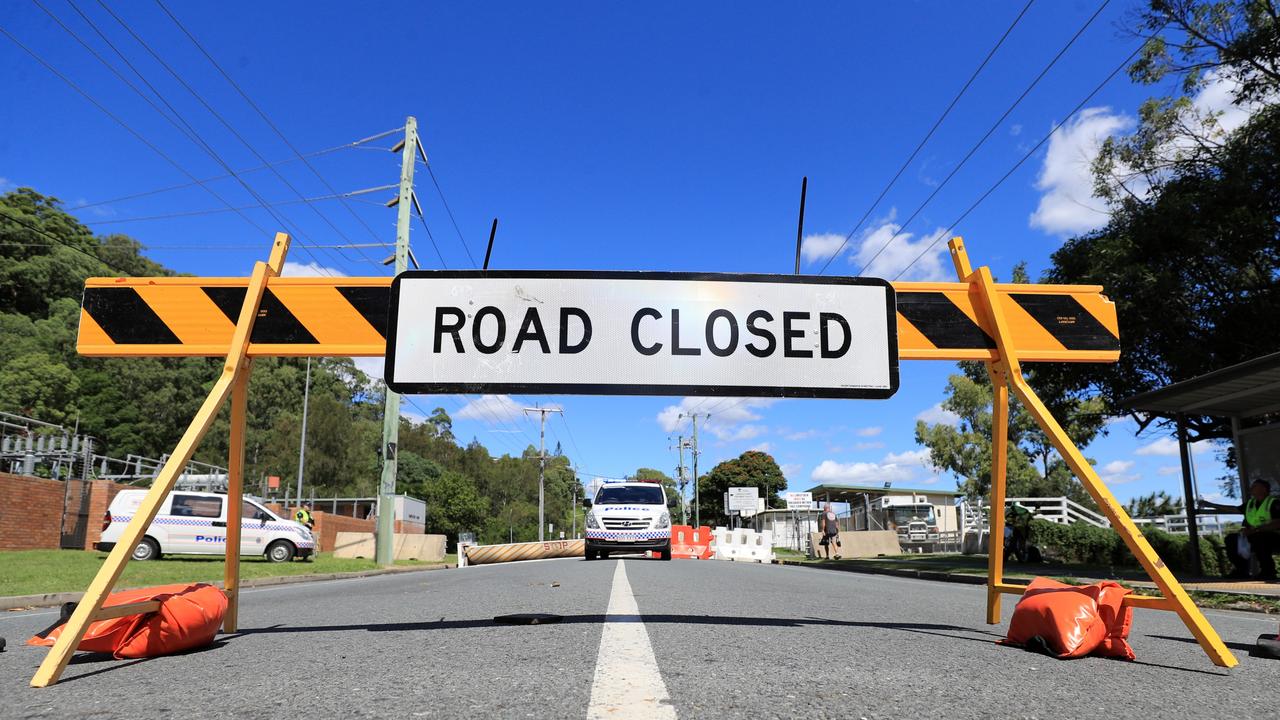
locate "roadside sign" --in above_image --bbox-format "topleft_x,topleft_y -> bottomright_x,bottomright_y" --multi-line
727,487 -> 759,512
385,271 -> 898,399
785,492 -> 813,510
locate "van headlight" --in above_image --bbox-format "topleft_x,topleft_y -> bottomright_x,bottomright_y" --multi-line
655,513 -> 670,530
586,512 -> 601,529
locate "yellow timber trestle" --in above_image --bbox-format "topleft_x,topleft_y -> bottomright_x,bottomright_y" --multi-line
30,234 -> 1235,687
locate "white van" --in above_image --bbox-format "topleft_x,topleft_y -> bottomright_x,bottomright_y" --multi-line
97,490 -> 315,562
583,479 -> 672,561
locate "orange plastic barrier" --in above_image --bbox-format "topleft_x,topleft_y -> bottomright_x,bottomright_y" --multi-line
29,583 -> 227,659
1001,577 -> 1135,660
670,525 -> 714,560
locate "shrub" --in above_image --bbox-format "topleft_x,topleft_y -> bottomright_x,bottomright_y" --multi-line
1029,519 -> 1231,576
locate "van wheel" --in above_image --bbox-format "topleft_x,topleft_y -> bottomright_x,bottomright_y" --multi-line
660,547 -> 672,561
132,537 -> 160,561
598,550 -> 609,559
584,549 -> 597,561
266,540 -> 295,563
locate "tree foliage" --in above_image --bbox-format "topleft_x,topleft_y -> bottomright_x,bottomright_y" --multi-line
1039,0 -> 1280,445
915,363 -> 1106,504
695,450 -> 786,527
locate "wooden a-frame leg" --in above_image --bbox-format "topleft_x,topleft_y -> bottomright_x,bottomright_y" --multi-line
30,233 -> 290,688
986,366 -> 1009,625
223,360 -> 252,633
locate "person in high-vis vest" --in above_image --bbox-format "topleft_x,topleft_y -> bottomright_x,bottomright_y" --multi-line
295,503 -> 315,531
1202,480 -> 1280,581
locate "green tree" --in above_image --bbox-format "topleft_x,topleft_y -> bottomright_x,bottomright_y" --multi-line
1124,490 -> 1186,517
916,363 -> 1106,505
695,451 -> 786,527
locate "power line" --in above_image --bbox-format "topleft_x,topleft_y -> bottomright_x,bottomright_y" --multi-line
83,0 -> 359,274
0,21 -> 297,255
0,210 -> 130,274
422,162 -> 479,268
66,130 -> 401,211
153,0 -> 391,271
409,191 -> 449,268
836,0 -> 1110,277
83,185 -> 396,225
814,0 -> 1035,275
891,34 -> 1154,282
22,1 -> 339,274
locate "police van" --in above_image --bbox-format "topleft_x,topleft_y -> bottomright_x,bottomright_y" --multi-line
97,490 -> 316,562
583,478 -> 672,561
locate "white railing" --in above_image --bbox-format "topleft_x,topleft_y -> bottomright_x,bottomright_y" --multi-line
960,497 -> 1227,536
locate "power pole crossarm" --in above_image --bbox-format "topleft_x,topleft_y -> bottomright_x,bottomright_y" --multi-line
523,406 -> 563,542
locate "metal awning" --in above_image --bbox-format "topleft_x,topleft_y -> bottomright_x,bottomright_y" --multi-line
1121,351 -> 1280,419
804,483 -> 961,504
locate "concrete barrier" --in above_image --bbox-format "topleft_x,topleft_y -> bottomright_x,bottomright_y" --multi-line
464,539 -> 584,565
808,530 -> 901,558
711,527 -> 775,563
332,532 -> 447,561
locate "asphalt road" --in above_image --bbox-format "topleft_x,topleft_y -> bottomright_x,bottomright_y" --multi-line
2,557 -> 1278,718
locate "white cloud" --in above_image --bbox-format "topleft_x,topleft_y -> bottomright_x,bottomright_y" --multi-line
656,397 -> 777,436
811,448 -> 938,485
455,394 -> 525,424
1009,124 -> 1023,136
850,216 -> 951,281
282,261 -> 347,277
1100,458 -> 1141,484
785,429 -> 819,441
854,441 -> 885,451
855,426 -> 883,437
1134,437 -> 1213,457
748,441 -> 773,453
780,463 -> 803,479
1030,73 -> 1268,238
712,424 -> 767,442
799,232 -> 848,263
352,357 -> 385,381
1157,465 -> 1181,476
1029,107 -> 1134,236
916,403 -> 961,427
0,177 -> 15,193
1100,460 -> 1134,475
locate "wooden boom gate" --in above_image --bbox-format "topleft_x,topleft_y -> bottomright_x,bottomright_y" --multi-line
30,234 -> 1235,687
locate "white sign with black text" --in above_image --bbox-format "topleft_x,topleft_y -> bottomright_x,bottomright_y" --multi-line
385,271 -> 898,398
785,492 -> 813,510
726,487 -> 760,513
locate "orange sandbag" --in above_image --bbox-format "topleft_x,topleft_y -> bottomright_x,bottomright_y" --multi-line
28,583 -> 226,659
1002,577 -> 1134,660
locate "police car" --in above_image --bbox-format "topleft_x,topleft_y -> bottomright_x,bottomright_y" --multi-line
97,490 -> 315,562
583,478 -> 672,560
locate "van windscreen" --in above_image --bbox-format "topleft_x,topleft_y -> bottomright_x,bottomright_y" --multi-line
595,485 -> 664,505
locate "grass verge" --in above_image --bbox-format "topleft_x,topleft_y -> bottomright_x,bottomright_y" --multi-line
0,550 -> 454,598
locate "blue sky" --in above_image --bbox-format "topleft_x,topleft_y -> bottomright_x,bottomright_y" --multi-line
0,1 -> 1240,506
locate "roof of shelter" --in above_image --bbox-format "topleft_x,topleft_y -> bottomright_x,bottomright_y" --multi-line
1121,352 -> 1280,420
803,483 -> 962,501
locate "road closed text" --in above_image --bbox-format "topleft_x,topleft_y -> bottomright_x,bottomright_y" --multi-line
386,272 -> 898,399
430,305 -> 853,360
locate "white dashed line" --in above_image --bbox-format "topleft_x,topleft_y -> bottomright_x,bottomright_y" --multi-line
587,561 -> 676,719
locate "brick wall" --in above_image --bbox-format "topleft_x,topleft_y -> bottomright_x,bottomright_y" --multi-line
395,520 -> 425,535
1,473 -> 133,551
0,473 -> 67,550
83,480 -> 128,550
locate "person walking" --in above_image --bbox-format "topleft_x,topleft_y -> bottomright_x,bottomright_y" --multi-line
819,503 -> 842,559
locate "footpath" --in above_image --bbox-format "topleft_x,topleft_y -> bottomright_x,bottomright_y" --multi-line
779,555 -> 1280,613
1,562 -> 453,611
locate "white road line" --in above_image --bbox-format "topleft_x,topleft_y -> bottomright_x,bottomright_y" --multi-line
587,561 -> 676,719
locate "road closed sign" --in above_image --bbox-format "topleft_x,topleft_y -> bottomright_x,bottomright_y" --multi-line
385,271 -> 897,398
